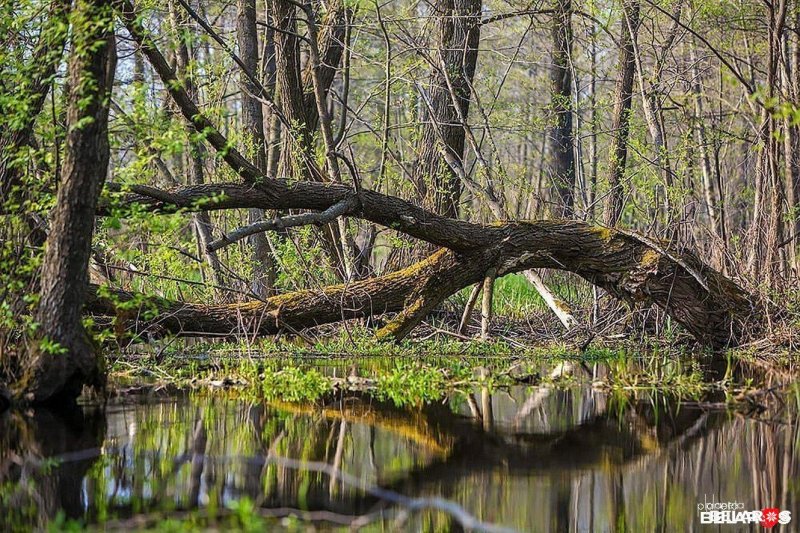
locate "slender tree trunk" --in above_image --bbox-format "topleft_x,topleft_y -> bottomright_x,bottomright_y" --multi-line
749,0 -> 788,286
549,0 -> 575,218
262,20 -> 281,178
458,281 -> 483,334
480,268 -> 496,340
170,0 -> 226,293
237,0 -> 276,296
689,40 -> 727,267
636,77 -> 672,236
603,0 -> 640,227
782,10 -> 800,272
273,0 -> 310,180
271,0 -> 352,279
14,0 -> 116,404
587,21 -> 598,221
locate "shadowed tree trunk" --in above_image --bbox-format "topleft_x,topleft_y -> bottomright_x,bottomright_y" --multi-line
603,0 -> 640,227
386,0 -> 481,270
549,0 -> 575,218
748,0 -> 788,287
13,0 -> 116,404
273,0 -> 348,178
273,0 -> 308,180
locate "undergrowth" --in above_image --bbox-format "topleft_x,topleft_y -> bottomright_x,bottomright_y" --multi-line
107,332 -> 730,406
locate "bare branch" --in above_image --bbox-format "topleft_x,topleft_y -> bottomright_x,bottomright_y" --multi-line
207,197 -> 359,252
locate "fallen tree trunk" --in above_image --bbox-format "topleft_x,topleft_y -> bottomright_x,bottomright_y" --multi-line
87,220 -> 761,349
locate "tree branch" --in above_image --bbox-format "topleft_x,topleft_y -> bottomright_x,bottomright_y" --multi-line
103,181 -> 489,251
207,196 -> 359,252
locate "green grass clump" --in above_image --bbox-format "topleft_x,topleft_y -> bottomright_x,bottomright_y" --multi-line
259,366 -> 331,402
453,272 -> 592,318
491,273 -> 547,317
375,360 -> 458,406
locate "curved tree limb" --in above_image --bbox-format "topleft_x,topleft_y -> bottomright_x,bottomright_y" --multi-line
103,181 -> 488,251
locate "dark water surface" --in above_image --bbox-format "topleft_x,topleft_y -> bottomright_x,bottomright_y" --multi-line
1,366 -> 798,531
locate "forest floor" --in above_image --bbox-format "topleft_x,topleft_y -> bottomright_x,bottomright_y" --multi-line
96,272 -> 799,407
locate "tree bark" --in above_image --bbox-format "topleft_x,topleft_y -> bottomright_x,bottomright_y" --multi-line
270,0 -> 351,278
0,0 -> 72,324
631,2 -> 679,236
14,0 -> 116,404
413,0 -> 481,218
385,0 -> 481,270
548,0 -> 575,218
603,0 -> 640,227
237,0 -> 276,296
458,281 -> 483,334
272,0 -> 348,179
587,22 -> 598,221
272,0 -> 309,179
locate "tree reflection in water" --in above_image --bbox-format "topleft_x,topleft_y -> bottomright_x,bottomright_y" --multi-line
0,378 -> 798,531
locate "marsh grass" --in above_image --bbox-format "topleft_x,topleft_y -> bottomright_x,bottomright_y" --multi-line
107,335 -> 735,407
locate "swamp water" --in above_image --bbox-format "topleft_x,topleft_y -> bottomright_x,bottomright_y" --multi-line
1,358 -> 798,532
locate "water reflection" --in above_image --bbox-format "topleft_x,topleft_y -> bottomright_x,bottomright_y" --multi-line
1,380 -> 798,531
